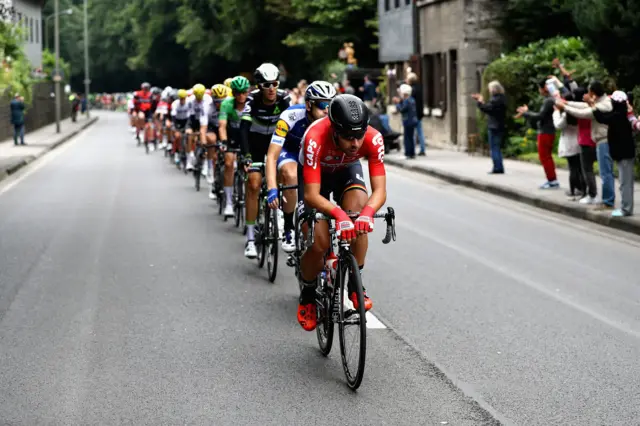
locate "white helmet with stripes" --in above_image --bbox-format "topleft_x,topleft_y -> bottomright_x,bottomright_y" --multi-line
305,80 -> 337,102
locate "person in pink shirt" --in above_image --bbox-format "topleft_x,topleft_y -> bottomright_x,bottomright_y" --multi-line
572,87 -> 598,204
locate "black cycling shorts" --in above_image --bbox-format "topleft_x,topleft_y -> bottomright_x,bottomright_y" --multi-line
189,119 -> 201,132
296,160 -> 367,210
207,123 -> 218,135
173,118 -> 188,131
247,133 -> 270,167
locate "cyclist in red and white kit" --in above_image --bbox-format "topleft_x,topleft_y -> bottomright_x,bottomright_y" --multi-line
296,94 -> 387,331
133,82 -> 154,142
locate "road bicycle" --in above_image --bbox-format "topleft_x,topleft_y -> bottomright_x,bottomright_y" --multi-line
292,206 -> 396,389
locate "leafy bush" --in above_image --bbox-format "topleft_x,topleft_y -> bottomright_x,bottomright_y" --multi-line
0,19 -> 33,104
322,60 -> 347,83
42,49 -> 71,84
479,36 -> 611,158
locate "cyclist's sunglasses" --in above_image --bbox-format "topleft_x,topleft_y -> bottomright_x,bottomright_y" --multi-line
313,100 -> 330,110
232,89 -> 248,96
337,129 -> 366,141
259,81 -> 279,89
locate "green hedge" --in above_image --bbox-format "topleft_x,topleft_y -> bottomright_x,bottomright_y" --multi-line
478,37 -> 612,152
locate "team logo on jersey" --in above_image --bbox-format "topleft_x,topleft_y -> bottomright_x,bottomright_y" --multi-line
275,119 -> 289,137
274,106 -> 281,115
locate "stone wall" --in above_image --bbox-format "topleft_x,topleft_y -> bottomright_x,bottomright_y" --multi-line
0,82 -> 71,141
416,0 -> 502,151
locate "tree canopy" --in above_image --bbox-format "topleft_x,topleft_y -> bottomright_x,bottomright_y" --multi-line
43,0 -> 378,93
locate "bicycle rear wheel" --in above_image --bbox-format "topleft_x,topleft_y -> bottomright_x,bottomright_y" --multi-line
194,168 -> 201,191
267,207 -> 278,282
337,252 -> 366,390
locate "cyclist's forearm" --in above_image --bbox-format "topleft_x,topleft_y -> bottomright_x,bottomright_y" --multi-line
266,146 -> 280,190
367,175 -> 387,212
239,120 -> 251,155
304,189 -> 336,218
218,121 -> 228,141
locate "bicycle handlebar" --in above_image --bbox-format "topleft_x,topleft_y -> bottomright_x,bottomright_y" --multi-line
305,206 -> 396,245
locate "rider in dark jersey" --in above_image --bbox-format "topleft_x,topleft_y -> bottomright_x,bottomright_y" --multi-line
238,63 -> 291,259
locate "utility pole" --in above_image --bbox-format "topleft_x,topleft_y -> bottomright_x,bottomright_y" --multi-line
54,0 -> 61,133
83,0 -> 90,118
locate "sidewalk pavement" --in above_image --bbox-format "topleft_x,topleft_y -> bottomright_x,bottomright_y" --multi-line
0,115 -> 99,182
384,148 -> 640,236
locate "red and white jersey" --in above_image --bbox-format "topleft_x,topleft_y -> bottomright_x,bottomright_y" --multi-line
155,101 -> 169,116
298,116 -> 385,184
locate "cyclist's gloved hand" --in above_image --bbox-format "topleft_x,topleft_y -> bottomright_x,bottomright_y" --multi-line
355,205 -> 375,233
219,140 -> 228,152
242,154 -> 252,165
267,188 -> 278,204
331,207 -> 356,240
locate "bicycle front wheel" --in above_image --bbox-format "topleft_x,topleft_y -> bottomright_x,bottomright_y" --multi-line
257,199 -> 267,268
234,173 -> 244,228
337,251 -> 367,390
267,207 -> 278,282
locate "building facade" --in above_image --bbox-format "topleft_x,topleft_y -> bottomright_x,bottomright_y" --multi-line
378,0 -> 416,92
9,0 -> 43,69
416,0 -> 501,149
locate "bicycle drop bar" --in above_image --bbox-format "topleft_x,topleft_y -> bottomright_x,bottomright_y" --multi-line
305,207 -> 396,245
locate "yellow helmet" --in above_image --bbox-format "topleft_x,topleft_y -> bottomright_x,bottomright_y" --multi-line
177,89 -> 188,99
226,86 -> 233,98
192,83 -> 206,99
211,84 -> 228,100
223,78 -> 233,88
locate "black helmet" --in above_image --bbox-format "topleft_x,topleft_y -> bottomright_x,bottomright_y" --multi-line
328,94 -> 369,139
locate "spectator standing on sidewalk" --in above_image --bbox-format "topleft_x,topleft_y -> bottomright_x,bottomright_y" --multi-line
359,75 -> 377,110
516,80 -> 559,188
393,84 -> 418,159
10,93 -> 25,146
553,92 -> 585,199
406,72 -> 426,156
568,86 -> 599,205
592,91 -> 636,217
473,80 -> 507,174
557,81 -> 615,210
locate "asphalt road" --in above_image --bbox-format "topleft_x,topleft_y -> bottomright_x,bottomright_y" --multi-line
0,112 -> 639,425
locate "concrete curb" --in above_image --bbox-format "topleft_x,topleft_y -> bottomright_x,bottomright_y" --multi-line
385,156 -> 640,237
0,116 -> 99,183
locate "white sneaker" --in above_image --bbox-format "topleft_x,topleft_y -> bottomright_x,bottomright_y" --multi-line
206,171 -> 214,184
186,156 -> 194,171
579,196 -> 597,205
224,204 -> 234,217
281,231 -> 295,253
174,153 -> 180,164
209,189 -> 217,200
201,163 -> 208,177
244,241 -> 257,259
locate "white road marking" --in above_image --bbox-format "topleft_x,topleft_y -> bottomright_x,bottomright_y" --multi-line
342,288 -> 387,329
366,312 -> 387,329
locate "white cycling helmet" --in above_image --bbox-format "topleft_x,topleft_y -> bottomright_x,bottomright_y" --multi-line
254,63 -> 280,84
305,80 -> 337,101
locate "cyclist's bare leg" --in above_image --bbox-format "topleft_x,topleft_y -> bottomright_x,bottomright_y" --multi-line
300,220 -> 330,282
223,152 -> 235,209
245,172 -> 261,240
279,162 -> 297,222
340,189 -> 368,267
136,111 -> 145,138
205,132 -> 217,171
